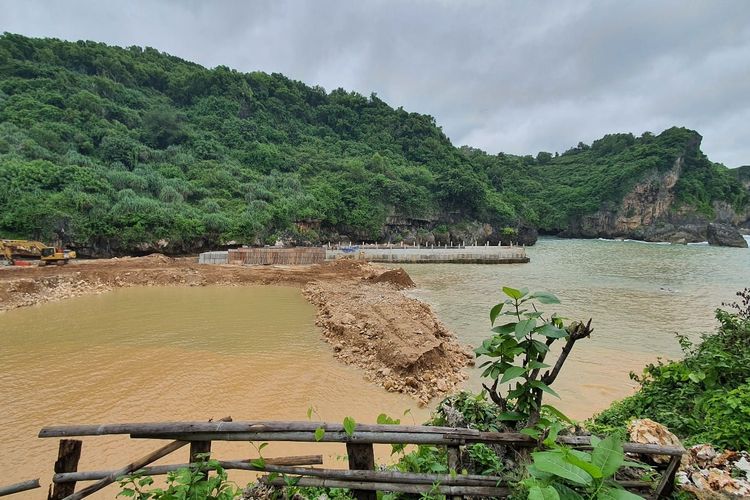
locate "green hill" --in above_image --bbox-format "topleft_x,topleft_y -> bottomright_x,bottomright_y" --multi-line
0,34 -> 747,255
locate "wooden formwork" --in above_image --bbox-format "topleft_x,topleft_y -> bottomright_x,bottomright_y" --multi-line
228,247 -> 325,265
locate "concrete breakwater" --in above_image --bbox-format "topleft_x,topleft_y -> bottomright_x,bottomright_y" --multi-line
327,245 -> 529,263
199,246 -> 529,265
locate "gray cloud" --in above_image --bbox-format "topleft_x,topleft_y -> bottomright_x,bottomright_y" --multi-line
2,0 -> 749,165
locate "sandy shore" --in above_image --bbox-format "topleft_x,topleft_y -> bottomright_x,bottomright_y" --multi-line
0,255 -> 472,404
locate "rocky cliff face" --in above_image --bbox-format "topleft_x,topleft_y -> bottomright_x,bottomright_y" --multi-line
322,217 -> 538,247
560,147 -> 749,246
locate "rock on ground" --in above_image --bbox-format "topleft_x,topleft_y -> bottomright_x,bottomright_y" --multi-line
707,223 -> 748,248
679,445 -> 750,498
628,418 -> 682,465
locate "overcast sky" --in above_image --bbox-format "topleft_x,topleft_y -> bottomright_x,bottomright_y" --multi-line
3,0 -> 749,166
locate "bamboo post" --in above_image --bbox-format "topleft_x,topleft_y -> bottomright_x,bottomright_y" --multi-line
447,445 -> 460,500
346,443 -> 376,500
654,454 -> 681,498
0,479 -> 40,497
189,441 -> 212,462
48,439 -> 82,500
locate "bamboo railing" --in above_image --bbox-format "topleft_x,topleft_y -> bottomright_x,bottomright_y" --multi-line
34,419 -> 684,500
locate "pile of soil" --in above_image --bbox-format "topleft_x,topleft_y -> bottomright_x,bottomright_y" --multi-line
304,276 -> 472,405
0,256 -> 472,404
367,267 -> 416,289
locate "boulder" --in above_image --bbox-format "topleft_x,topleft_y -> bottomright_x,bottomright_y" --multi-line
628,418 -> 682,464
706,223 -> 748,248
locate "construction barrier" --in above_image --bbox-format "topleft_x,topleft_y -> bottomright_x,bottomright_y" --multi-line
227,247 -> 325,266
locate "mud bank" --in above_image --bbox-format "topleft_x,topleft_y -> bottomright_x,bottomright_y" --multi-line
0,256 -> 472,403
304,276 -> 473,405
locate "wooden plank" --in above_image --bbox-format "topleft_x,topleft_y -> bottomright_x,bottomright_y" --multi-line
39,420 -> 480,438
39,421 -> 684,456
347,443 -> 376,500
131,431 -> 466,445
129,430 -> 685,457
54,455 -> 324,483
262,477 -> 511,497
48,439 -> 82,500
59,463 -> 505,487
653,455 -> 681,499
447,445 -> 460,472
0,479 -> 40,497
61,440 -> 187,500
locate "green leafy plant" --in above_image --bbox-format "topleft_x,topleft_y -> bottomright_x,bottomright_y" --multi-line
117,456 -> 240,500
307,406 -> 326,442
524,435 -> 648,500
475,286 -> 593,426
465,443 -> 504,476
395,445 -> 448,475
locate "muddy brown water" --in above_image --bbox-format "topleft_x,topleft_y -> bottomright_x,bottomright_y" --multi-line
403,236 -> 750,420
2,237 -> 749,497
0,286 -> 428,498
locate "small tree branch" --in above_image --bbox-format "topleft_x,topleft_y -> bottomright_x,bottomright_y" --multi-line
482,379 -> 507,412
541,319 -> 593,386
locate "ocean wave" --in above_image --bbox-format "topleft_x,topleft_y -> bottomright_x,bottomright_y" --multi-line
596,237 -> 672,245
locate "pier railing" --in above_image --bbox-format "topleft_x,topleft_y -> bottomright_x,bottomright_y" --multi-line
20,419 -> 685,499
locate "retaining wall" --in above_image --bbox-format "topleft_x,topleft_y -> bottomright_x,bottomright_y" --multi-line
198,251 -> 228,265
326,246 -> 529,264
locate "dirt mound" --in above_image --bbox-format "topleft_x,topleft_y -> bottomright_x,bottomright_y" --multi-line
368,268 -> 415,289
140,253 -> 174,263
303,279 -> 472,405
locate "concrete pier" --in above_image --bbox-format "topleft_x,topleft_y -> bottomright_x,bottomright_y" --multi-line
326,245 -> 529,264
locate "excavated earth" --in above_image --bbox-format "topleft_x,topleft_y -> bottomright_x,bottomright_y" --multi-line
0,255 -> 472,404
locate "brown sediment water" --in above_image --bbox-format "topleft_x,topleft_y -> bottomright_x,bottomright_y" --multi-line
0,286 -> 429,498
403,237 -> 750,420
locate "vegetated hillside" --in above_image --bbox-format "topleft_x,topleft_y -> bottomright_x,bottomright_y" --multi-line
0,34 -> 747,255
464,128 -> 748,243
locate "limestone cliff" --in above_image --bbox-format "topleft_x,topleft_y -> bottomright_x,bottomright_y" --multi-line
560,135 -> 749,246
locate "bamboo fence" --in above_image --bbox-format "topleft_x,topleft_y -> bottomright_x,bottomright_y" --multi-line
29,418 -> 684,500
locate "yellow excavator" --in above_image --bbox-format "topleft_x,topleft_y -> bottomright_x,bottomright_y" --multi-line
0,239 -> 77,266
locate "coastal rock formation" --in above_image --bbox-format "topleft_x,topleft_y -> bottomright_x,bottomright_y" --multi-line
707,223 -> 748,248
560,135 -> 750,247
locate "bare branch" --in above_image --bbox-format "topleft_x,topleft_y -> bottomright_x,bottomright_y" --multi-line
482,379 -> 507,411
541,319 -> 593,386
